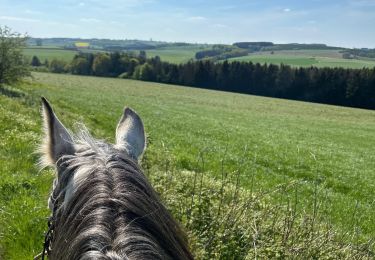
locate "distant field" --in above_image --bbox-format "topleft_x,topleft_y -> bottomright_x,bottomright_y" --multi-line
146,45 -> 204,63
24,46 -> 375,68
260,49 -> 345,58
0,72 -> 374,258
24,45 -> 202,64
228,49 -> 375,68
23,47 -> 78,62
26,45 -> 61,49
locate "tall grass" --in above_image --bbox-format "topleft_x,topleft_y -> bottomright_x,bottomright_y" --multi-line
146,147 -> 374,259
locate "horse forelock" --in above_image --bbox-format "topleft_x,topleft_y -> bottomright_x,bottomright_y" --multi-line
48,128 -> 192,260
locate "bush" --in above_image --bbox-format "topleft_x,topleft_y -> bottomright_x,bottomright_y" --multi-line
49,59 -> 67,73
0,26 -> 30,85
31,56 -> 41,67
118,72 -> 129,78
71,57 -> 91,75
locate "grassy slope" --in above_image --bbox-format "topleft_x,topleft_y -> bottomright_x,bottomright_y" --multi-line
0,93 -> 52,259
0,73 -> 374,258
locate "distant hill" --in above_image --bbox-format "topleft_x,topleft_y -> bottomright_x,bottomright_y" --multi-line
25,38 -> 375,68
27,37 -> 195,51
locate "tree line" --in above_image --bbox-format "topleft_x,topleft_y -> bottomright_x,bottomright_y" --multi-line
32,51 -> 375,110
342,48 -> 375,59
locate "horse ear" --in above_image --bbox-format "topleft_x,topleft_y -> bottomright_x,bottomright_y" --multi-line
115,107 -> 146,160
41,97 -> 74,165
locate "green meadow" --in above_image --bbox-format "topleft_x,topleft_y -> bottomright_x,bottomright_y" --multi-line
23,47 -> 79,62
228,51 -> 375,69
0,72 -> 374,258
146,45 -> 205,63
24,46 -> 375,69
24,45 -> 203,64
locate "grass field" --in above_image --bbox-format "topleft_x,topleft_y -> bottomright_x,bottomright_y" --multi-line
146,45 -> 205,63
228,50 -> 375,69
25,46 -> 375,70
23,47 -> 78,62
1,72 -> 374,258
24,45 -> 204,64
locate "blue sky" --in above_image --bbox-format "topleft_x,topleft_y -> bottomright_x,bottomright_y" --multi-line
0,0 -> 375,48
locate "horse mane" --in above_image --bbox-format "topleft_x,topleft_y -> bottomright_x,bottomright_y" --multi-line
49,129 -> 193,260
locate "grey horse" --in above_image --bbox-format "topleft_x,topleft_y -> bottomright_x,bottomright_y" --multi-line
38,97 -> 193,260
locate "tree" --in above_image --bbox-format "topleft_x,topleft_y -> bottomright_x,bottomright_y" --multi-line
136,63 -> 156,81
31,55 -> 41,66
138,50 -> 147,64
49,59 -> 67,73
36,38 -> 42,46
0,26 -> 30,85
70,57 -> 90,75
92,54 -> 112,76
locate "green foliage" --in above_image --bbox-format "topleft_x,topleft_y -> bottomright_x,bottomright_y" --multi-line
195,45 -> 248,61
36,38 -> 42,46
92,53 -> 111,76
48,59 -> 67,73
0,26 -> 30,85
138,50 -> 147,63
31,56 -> 41,67
342,48 -> 375,59
70,57 -> 91,75
135,63 -> 156,81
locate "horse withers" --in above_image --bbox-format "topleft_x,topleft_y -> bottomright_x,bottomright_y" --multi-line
37,97 -> 193,260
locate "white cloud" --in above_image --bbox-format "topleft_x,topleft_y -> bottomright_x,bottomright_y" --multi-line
283,8 -> 291,12
79,2 -> 85,7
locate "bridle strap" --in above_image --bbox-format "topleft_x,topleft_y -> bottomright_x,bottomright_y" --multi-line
41,216 -> 54,259
33,215 -> 54,260
35,194 -> 59,260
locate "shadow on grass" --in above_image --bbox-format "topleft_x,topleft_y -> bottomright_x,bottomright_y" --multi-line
0,85 -> 25,98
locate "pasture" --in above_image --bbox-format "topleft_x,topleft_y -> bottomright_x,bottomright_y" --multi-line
24,46 -> 375,70
0,72 -> 374,258
228,50 -> 375,69
24,45 -> 204,64
23,47 -> 79,62
146,45 -> 205,63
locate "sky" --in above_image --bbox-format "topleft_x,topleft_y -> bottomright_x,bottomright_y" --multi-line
0,0 -> 375,48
